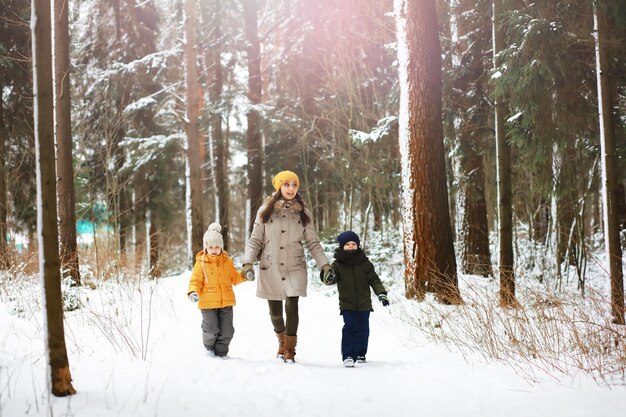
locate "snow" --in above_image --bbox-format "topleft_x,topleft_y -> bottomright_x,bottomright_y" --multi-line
2,261 -> 625,417
507,111 -> 524,122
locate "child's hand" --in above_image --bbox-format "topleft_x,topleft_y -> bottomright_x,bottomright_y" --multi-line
378,294 -> 389,307
241,264 -> 255,281
189,292 -> 199,303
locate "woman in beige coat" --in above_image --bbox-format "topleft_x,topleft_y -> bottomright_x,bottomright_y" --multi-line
242,170 -> 331,363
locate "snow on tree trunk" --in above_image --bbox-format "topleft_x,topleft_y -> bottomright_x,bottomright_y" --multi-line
394,0 -> 462,304
183,0 -> 205,265
31,0 -> 76,396
54,0 -> 80,285
243,0 -> 263,232
593,1 -> 625,325
0,87 -> 8,269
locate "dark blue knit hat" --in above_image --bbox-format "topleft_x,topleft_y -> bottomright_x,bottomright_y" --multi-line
337,230 -> 360,248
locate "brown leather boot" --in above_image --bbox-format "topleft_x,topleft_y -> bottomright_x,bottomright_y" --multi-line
275,331 -> 285,359
283,335 -> 297,363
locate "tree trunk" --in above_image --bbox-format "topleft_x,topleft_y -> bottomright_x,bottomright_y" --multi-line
555,144 -> 578,267
54,0 -> 80,285
148,214 -> 161,278
205,0 -> 229,250
458,143 -> 492,277
395,0 -> 462,304
493,0 -> 518,307
593,1 -> 624,325
183,0 -> 205,264
31,0 -> 76,396
133,173 -> 148,273
0,88 -> 8,269
243,0 -> 263,232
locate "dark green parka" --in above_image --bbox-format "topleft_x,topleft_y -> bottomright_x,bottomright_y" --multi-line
330,248 -> 387,311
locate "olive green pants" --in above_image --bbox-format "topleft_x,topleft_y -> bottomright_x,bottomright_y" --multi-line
268,296 -> 299,336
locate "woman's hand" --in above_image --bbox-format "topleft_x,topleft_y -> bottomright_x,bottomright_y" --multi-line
321,264 -> 337,285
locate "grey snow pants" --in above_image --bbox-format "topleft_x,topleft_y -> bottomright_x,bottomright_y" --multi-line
200,306 -> 234,357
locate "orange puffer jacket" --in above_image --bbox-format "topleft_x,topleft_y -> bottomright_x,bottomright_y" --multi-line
188,251 -> 246,309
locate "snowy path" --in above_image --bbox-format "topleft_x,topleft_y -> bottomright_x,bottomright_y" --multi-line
2,272 -> 626,417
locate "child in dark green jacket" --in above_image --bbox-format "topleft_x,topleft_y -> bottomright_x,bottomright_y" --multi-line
322,231 -> 389,367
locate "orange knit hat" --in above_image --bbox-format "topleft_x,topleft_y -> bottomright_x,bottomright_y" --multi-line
272,170 -> 300,191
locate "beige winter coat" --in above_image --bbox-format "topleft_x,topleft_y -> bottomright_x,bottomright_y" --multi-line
242,199 -> 329,300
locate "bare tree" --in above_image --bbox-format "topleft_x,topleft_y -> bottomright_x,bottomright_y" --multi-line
31,0 -> 76,396
243,0 -> 263,232
183,0 -> 205,263
593,0 -> 624,325
395,0 -> 462,304
492,0 -> 518,307
54,0 -> 80,284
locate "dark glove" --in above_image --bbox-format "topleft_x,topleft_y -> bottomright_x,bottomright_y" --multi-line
378,293 -> 389,307
189,292 -> 199,303
320,264 -> 337,285
241,264 -> 255,281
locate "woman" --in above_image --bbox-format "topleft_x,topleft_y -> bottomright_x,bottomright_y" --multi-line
242,170 -> 331,363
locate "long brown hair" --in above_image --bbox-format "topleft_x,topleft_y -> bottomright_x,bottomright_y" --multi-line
259,192 -> 311,226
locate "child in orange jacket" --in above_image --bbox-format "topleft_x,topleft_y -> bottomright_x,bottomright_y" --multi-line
188,223 -> 253,357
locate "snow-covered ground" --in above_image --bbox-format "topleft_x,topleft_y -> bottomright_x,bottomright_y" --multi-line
2,263 -> 625,417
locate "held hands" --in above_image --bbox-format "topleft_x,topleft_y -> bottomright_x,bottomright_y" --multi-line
320,264 -> 337,285
241,263 -> 255,281
378,293 -> 390,307
189,292 -> 199,303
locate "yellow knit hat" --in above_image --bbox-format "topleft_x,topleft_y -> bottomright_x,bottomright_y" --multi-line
272,170 -> 300,191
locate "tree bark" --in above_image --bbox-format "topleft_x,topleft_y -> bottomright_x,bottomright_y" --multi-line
452,0 -> 492,278
0,88 -> 8,268
593,1 -> 624,325
31,0 -> 76,396
493,0 -> 518,307
458,145 -> 492,277
243,0 -> 263,233
205,0 -> 229,249
183,0 -> 205,264
133,172 -> 148,273
54,0 -> 80,285
149,214 -> 161,278
395,0 -> 462,304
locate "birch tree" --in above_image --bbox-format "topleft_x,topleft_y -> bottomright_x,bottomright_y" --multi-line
395,0 -> 462,304
31,0 -> 76,396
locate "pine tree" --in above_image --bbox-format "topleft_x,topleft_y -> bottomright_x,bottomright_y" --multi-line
395,0 -> 462,304
32,0 -> 76,396
54,0 -> 80,285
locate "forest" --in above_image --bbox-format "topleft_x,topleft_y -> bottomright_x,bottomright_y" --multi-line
0,0 -> 625,404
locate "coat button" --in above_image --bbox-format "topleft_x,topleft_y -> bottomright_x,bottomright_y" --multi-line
280,246 -> 284,249
282,277 -> 286,281
281,230 -> 285,233
280,262 -> 284,266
